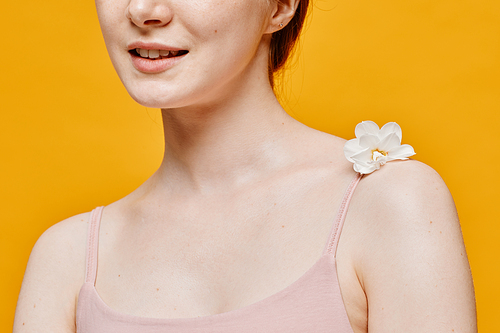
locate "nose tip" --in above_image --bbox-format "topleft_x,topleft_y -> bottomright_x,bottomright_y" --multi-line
126,0 -> 172,28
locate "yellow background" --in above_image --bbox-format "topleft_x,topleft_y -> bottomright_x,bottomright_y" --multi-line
1,0 -> 499,331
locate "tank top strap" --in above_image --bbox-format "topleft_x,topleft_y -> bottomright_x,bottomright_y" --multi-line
85,206 -> 104,284
323,173 -> 363,257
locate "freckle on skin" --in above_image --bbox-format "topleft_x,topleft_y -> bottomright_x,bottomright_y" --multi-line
34,304 -> 36,308
282,225 -> 285,228
157,288 -> 159,291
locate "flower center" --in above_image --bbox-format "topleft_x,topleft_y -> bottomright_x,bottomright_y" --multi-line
371,149 -> 388,161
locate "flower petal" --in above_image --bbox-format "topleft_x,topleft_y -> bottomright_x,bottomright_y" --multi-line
354,163 -> 377,174
377,132 -> 401,152
387,144 -> 416,160
358,134 -> 380,149
344,120 -> 415,175
355,121 -> 380,138
343,138 -> 362,162
350,147 -> 372,163
379,122 -> 402,142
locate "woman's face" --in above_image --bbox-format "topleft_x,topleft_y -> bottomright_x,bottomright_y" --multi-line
95,0 -> 277,108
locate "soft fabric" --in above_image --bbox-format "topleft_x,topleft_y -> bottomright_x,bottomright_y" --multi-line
76,173 -> 362,332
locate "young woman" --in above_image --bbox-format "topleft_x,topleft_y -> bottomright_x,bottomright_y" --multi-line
13,0 -> 477,331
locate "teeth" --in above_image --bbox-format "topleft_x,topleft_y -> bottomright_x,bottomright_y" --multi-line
135,48 -> 182,59
139,48 -> 149,58
149,49 -> 160,58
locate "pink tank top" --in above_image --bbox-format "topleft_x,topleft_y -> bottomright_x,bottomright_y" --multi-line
76,173 -> 362,332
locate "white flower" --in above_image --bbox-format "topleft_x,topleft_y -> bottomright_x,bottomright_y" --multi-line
343,121 -> 416,174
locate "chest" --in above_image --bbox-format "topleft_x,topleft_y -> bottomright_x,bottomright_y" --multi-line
96,202 -> 335,318
77,255 -> 355,333
84,175 -> 368,331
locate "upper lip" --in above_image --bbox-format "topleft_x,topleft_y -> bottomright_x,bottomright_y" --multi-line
127,41 -> 186,51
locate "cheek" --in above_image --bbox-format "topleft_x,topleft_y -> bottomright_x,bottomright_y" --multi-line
95,0 -> 132,80
95,0 -> 127,47
188,0 -> 269,39
190,0 -> 270,64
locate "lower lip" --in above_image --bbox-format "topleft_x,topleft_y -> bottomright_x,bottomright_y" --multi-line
130,52 -> 187,73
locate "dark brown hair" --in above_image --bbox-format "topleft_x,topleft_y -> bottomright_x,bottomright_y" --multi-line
268,0 -> 311,88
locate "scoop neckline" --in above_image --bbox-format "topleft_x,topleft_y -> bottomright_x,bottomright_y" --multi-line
83,254 -> 336,324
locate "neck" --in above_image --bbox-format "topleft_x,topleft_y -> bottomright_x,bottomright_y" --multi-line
155,83 -> 297,192
140,38 -> 306,195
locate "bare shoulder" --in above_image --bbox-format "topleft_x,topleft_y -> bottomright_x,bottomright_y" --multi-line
291,124 -> 353,171
27,212 -> 90,280
354,160 -> 462,244
347,160 -> 477,332
360,159 -> 454,215
13,212 -> 90,332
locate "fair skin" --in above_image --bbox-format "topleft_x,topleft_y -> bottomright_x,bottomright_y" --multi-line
14,0 -> 477,331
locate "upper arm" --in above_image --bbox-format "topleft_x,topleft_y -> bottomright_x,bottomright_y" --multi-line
13,213 -> 89,333
354,161 -> 476,332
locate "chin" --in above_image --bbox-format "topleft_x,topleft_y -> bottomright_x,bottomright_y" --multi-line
124,77 -> 225,109
125,83 -> 189,109
130,94 -> 170,108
